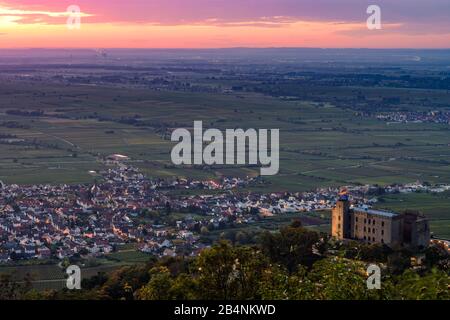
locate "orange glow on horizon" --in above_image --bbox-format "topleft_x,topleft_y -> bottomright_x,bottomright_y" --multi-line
2,20 -> 450,49
0,2 -> 449,48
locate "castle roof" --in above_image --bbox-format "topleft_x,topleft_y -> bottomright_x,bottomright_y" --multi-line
353,207 -> 397,218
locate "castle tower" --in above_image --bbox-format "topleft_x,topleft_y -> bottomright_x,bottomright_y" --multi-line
331,194 -> 351,239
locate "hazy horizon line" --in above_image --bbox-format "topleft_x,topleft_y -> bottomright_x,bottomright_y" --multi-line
1,47 -> 450,50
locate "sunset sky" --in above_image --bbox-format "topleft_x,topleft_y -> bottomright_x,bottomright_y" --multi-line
0,0 -> 449,48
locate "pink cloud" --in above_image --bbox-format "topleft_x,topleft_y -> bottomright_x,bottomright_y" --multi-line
2,0 -> 448,27
0,0 -> 449,48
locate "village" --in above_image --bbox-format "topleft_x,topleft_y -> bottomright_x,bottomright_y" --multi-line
1,161 -> 449,264
376,110 -> 450,124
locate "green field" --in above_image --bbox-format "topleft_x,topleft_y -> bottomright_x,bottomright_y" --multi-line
0,79 -> 449,238
2,80 -> 450,190
375,192 -> 450,238
0,244 -> 153,290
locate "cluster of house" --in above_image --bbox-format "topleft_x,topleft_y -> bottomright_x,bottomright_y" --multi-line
0,165 -> 263,263
376,111 -> 450,124
1,163 -> 448,263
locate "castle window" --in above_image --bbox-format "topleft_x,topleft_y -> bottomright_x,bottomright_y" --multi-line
372,237 -> 375,242
373,228 -> 375,234
373,220 -> 375,225
364,219 -> 367,224
368,227 -> 371,232
338,223 -> 340,229
381,221 -> 385,227
356,217 -> 358,222
381,239 -> 384,244
381,230 -> 384,235
338,216 -> 341,221
368,219 -> 371,224
364,227 -> 366,232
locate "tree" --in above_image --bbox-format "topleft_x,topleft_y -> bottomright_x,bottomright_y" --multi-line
135,267 -> 173,300
167,273 -> 199,300
387,250 -> 412,275
200,226 -> 209,235
82,272 -> 108,290
358,243 -> 392,262
424,244 -> 449,271
194,241 -> 269,299
100,265 -> 150,300
389,268 -> 450,300
307,257 -> 386,300
0,273 -> 33,300
258,264 -> 314,300
165,201 -> 172,215
260,225 -> 320,272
